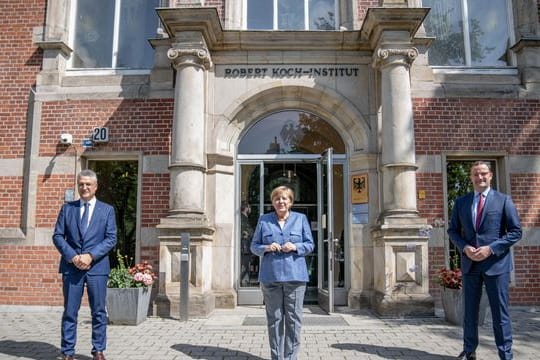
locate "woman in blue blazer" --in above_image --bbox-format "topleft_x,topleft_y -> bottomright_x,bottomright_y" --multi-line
250,186 -> 314,360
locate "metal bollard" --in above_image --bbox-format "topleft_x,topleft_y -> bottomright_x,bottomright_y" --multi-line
179,232 -> 190,321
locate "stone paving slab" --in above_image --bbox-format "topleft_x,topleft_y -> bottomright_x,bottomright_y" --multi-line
0,306 -> 538,359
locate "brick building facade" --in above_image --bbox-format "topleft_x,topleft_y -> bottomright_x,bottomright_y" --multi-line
1,0 -> 539,316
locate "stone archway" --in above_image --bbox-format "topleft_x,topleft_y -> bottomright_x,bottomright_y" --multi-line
215,82 -> 371,154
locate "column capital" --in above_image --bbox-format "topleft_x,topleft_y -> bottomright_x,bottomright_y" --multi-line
373,47 -> 418,69
167,46 -> 212,70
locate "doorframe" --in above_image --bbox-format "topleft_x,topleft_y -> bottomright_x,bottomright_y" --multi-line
82,153 -> 143,262
235,153 -> 349,307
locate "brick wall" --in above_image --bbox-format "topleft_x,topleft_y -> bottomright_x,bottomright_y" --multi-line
358,0 -> 380,22
414,98 -> 540,155
512,246 -> 540,304
141,173 -> 170,227
415,97 -> 540,305
205,0 -> 225,21
0,177 -> 24,228
416,172 -> 444,224
0,245 -> 63,305
40,99 -> 174,157
0,0 -> 45,159
511,174 -> 540,227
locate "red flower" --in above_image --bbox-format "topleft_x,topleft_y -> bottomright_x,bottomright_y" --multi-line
437,267 -> 462,289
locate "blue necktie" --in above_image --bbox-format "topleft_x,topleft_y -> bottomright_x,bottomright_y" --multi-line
81,202 -> 89,235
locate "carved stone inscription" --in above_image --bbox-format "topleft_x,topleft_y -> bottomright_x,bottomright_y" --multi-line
218,65 -> 361,79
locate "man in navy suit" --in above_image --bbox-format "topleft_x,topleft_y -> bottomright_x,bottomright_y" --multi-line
53,169 -> 117,360
448,161 -> 522,360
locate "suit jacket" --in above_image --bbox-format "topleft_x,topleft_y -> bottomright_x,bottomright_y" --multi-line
250,211 -> 314,284
53,199 -> 117,275
448,189 -> 521,275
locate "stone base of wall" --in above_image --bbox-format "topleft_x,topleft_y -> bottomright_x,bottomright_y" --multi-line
372,291 -> 435,317
214,289 -> 236,309
155,286 -> 216,319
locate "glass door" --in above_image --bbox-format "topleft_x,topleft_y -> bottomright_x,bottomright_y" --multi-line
236,156 -> 346,307
318,148 -> 335,313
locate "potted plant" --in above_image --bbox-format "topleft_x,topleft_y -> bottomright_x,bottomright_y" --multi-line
437,254 -> 488,325
107,251 -> 157,325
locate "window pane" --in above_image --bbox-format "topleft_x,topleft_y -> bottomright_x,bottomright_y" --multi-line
278,0 -> 304,30
424,0 -> 465,66
117,0 -> 159,69
238,110 -> 345,154
72,0 -> 114,68
247,0 -> 273,30
467,0 -> 509,66
309,0 -> 335,30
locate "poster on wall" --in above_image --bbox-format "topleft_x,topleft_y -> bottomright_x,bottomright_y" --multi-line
351,174 -> 368,204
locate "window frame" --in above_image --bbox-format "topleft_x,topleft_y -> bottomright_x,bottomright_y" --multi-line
424,0 -> 517,72
67,0 -> 159,74
242,0 -> 340,31
442,153 -> 510,268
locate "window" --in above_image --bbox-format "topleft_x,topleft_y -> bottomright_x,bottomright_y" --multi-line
246,0 -> 337,30
446,158 -> 498,264
71,0 -> 159,69
423,0 -> 512,67
238,110 -> 345,154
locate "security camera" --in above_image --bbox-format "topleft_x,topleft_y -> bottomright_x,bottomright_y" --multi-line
60,133 -> 73,145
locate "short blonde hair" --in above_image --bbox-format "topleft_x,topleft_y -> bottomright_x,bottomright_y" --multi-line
270,186 -> 294,204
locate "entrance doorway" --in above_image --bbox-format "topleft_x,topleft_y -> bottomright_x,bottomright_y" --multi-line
236,110 -> 347,310
237,156 -> 346,309
87,159 -> 139,268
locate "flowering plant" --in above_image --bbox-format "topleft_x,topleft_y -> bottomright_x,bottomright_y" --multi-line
108,251 -> 157,288
437,267 -> 462,289
437,253 -> 462,289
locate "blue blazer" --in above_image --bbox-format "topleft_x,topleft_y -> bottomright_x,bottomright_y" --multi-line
448,189 -> 521,275
52,199 -> 117,275
250,211 -> 314,284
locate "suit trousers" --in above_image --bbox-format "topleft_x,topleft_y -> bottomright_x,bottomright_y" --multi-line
463,266 -> 513,359
61,272 -> 108,355
261,282 -> 306,360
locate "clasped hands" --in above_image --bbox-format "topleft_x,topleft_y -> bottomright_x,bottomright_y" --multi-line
267,242 -> 296,253
464,245 -> 492,262
71,253 -> 93,270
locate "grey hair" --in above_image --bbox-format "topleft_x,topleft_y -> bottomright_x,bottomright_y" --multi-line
77,169 -> 98,184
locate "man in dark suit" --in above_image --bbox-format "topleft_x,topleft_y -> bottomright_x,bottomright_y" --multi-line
53,169 -> 117,360
448,161 -> 522,360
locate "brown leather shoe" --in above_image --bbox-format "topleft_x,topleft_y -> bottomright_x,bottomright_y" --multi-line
92,351 -> 106,360
62,355 -> 74,360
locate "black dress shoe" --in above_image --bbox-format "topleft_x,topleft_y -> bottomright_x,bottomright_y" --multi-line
456,351 -> 476,359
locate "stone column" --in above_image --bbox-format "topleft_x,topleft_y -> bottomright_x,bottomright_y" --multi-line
370,39 -> 434,317
167,34 -> 210,217
156,31 -> 215,318
376,46 -> 419,218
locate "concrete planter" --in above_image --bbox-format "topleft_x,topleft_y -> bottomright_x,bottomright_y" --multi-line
106,287 -> 151,325
441,286 -> 489,326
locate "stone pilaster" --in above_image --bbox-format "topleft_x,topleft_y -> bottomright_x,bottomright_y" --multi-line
156,31 -> 216,318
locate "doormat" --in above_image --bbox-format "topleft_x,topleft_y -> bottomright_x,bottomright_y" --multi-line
242,316 -> 348,326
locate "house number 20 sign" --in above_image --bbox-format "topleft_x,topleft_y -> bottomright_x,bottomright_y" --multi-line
92,127 -> 109,143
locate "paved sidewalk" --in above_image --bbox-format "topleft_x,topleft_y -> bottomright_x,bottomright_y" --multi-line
0,305 -> 538,359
